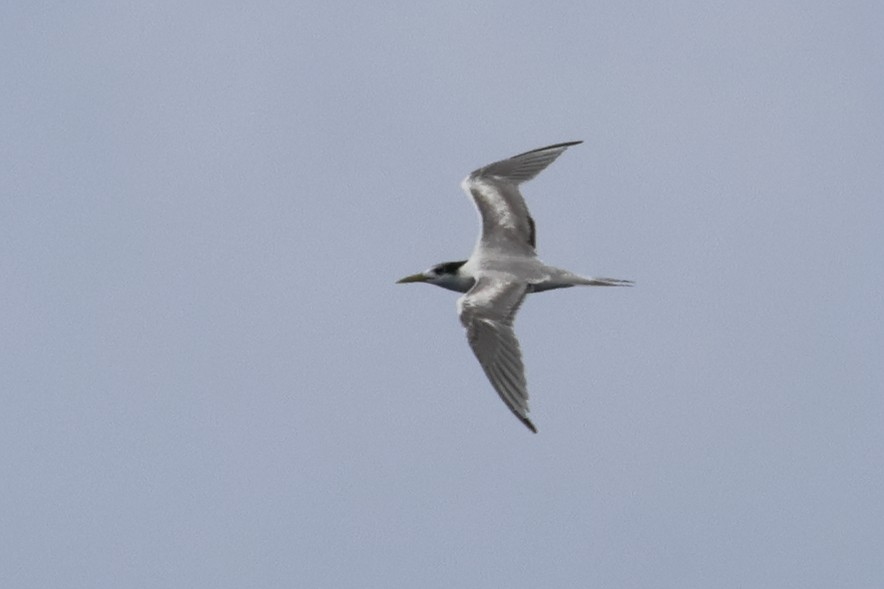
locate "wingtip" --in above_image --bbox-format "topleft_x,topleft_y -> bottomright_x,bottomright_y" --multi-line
522,417 -> 538,433
519,140 -> 583,156
543,140 -> 583,148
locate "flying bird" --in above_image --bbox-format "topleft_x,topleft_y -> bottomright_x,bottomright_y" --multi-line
397,141 -> 632,433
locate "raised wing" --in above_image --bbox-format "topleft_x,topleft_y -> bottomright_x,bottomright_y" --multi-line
457,276 -> 535,433
461,141 -> 582,255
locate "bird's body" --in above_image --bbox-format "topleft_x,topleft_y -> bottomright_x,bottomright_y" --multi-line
397,141 -> 632,433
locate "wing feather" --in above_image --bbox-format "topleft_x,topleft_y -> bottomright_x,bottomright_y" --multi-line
460,141 -> 582,255
458,277 -> 536,433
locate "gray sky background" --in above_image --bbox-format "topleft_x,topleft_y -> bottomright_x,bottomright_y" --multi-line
2,2 -> 883,587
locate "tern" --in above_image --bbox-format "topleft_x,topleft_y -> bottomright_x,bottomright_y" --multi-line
397,141 -> 632,433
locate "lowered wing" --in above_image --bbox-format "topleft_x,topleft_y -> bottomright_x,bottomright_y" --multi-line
458,275 -> 535,432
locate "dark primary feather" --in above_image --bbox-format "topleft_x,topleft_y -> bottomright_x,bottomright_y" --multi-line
472,140 -> 584,183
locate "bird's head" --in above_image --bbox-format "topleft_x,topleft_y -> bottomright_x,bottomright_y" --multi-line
396,260 -> 472,293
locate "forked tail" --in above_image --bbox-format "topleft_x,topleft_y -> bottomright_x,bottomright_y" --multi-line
530,272 -> 634,292
577,276 -> 635,287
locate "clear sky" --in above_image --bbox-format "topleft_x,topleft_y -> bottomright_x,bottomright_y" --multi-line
2,2 -> 882,587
